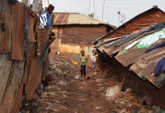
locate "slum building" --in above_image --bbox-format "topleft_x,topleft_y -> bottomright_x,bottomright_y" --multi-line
94,6 -> 165,109
50,12 -> 116,55
0,0 -> 54,113
93,6 -> 165,44
96,22 -> 165,108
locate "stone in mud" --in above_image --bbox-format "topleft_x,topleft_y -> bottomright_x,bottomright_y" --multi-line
153,105 -> 161,113
105,85 -> 120,97
119,108 -> 126,113
121,86 -> 126,92
45,74 -> 56,83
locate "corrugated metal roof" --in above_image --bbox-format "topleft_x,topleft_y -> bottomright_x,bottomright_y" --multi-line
98,22 -> 165,88
53,12 -> 116,28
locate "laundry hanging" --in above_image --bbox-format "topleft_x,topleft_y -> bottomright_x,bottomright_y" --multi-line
122,39 -> 141,53
39,13 -> 47,29
39,11 -> 51,29
137,28 -> 165,49
145,41 -> 165,53
46,11 -> 50,27
158,28 -> 165,39
137,33 -> 159,49
153,57 -> 165,76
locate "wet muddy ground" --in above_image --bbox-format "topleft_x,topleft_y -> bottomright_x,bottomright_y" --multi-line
22,54 -> 161,113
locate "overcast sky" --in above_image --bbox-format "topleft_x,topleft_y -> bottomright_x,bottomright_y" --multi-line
40,0 -> 165,26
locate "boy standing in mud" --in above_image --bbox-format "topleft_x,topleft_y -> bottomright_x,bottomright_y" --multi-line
80,50 -> 88,78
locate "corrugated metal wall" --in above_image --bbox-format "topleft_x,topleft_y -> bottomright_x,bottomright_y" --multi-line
0,1 -> 54,113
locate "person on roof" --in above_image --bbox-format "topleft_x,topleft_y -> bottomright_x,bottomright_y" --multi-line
151,57 -> 165,77
80,50 -> 88,79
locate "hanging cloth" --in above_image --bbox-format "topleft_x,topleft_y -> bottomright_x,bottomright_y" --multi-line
145,41 -> 165,53
39,13 -> 47,29
137,29 -> 165,49
122,39 -> 141,53
137,33 -> 159,49
46,11 -> 50,27
154,57 -> 165,76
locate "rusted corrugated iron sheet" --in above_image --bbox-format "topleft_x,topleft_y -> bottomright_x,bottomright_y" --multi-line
12,3 -> 25,60
0,1 -> 12,53
0,61 -> 24,113
36,28 -> 48,55
10,77 -> 24,113
98,23 -> 165,88
53,12 -> 115,29
26,55 -> 40,100
32,0 -> 42,14
0,1 -> 55,113
28,16 -> 36,43
54,13 -> 70,25
0,54 -> 13,104
130,48 -> 165,88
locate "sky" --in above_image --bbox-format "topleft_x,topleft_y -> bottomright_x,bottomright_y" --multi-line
31,0 -> 165,26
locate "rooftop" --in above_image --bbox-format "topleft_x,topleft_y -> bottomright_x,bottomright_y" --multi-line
97,22 -> 165,88
53,12 -> 116,28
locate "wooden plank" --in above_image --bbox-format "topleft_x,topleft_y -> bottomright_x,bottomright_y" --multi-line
0,54 -> 13,104
26,55 -> 40,100
28,16 -> 36,43
0,1 -> 12,53
130,49 -> 165,88
0,61 -> 25,113
37,28 -> 48,56
12,3 -> 25,60
10,76 -> 24,113
32,0 -> 42,14
22,0 -> 28,7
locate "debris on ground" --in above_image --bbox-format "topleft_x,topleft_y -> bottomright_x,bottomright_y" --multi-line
22,53 -> 165,113
105,85 -> 121,97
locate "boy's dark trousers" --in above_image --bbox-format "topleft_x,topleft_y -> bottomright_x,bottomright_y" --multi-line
80,65 -> 86,77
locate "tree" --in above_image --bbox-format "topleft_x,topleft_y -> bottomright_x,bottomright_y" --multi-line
88,13 -> 94,18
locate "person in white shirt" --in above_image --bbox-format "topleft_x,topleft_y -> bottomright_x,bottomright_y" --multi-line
90,50 -> 96,69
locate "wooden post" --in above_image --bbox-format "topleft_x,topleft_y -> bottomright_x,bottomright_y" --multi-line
32,0 -> 42,14
22,0 -> 28,7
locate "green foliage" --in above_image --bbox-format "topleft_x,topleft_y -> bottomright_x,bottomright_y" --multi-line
88,13 -> 94,18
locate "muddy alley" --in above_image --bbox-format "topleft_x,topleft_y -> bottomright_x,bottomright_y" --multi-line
21,53 -> 162,113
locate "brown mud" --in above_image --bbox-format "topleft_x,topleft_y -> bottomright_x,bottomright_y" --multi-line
22,54 -> 157,113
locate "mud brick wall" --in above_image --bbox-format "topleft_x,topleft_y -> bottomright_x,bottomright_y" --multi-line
58,25 -> 110,45
97,51 -> 165,109
105,9 -> 165,39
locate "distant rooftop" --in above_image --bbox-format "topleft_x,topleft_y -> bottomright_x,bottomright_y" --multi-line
53,12 -> 116,28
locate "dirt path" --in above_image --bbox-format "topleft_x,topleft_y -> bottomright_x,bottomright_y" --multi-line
23,54 -> 157,113
29,73 -> 115,113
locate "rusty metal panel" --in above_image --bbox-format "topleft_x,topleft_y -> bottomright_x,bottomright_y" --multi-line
28,16 -> 36,43
0,54 -> 13,104
99,24 -> 165,88
116,40 -> 165,67
0,1 -> 12,53
26,55 -> 40,100
0,26 -> 10,52
0,61 -> 25,113
10,76 -> 24,113
36,28 -> 48,56
32,0 -> 42,14
12,3 -> 25,60
54,13 -> 70,25
130,49 -> 165,88
53,13 -> 109,25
